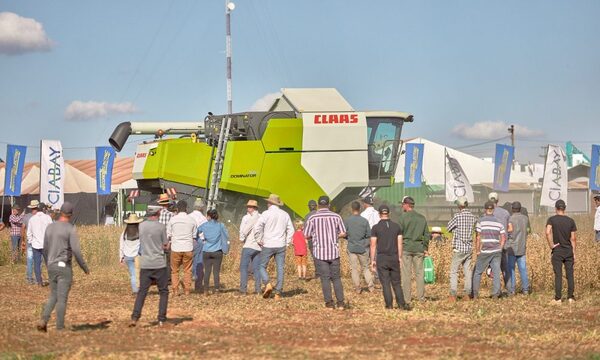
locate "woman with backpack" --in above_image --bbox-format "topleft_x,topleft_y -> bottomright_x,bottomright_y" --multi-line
120,213 -> 143,294
197,209 -> 229,294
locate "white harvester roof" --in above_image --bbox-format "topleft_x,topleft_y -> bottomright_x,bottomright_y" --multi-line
269,88 -> 355,113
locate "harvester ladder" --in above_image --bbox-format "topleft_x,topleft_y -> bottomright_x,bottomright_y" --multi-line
206,115 -> 232,209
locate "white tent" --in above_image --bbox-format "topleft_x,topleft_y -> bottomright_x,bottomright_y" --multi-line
395,137 -> 538,186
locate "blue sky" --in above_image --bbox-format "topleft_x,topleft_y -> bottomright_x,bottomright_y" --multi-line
1,1 -> 599,163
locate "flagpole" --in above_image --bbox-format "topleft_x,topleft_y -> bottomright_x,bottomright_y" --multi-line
444,147 -> 447,202
96,192 -> 100,225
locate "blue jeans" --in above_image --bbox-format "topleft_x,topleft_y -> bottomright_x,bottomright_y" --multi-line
10,235 -> 21,260
240,248 -> 261,293
124,256 -> 139,292
33,248 -> 44,285
192,240 -> 203,279
507,254 -> 529,294
472,252 -> 502,298
26,243 -> 34,282
259,246 -> 286,294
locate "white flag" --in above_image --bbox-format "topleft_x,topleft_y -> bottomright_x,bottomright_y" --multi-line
445,151 -> 474,203
540,144 -> 568,207
40,140 -> 65,210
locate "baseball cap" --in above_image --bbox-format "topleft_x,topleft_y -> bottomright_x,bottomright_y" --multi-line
378,204 -> 390,214
318,196 -> 330,206
402,196 -> 415,205
484,201 -> 495,210
146,205 -> 162,215
488,192 -> 499,201
455,196 -> 468,207
362,196 -> 374,205
60,202 -> 74,215
511,201 -> 522,210
593,194 -> 600,200
555,199 -> 566,209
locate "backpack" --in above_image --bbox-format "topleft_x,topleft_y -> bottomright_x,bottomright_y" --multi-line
423,256 -> 435,284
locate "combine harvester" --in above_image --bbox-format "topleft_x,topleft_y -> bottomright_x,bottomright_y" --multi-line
109,88 -> 413,218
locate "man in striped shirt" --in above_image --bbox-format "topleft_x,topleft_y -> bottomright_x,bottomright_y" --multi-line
304,196 -> 347,310
472,201 -> 506,299
447,196 -> 477,301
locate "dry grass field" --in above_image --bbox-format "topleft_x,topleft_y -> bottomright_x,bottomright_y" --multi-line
0,215 -> 599,359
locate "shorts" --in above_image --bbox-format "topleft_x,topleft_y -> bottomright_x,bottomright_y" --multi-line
295,255 -> 307,266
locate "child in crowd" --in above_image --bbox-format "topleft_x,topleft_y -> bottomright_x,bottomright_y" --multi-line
292,219 -> 308,280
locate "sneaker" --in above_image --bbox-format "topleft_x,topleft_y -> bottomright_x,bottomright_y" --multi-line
325,302 -> 335,310
400,303 -> 412,311
262,283 -> 273,299
36,321 -> 47,332
550,299 -> 562,305
158,321 -> 165,327
336,301 -> 348,310
568,298 -> 576,304
128,320 -> 138,328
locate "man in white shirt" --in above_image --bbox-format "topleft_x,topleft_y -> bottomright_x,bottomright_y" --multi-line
594,194 -> 600,242
27,202 -> 53,286
238,199 -> 262,294
360,197 -> 380,228
189,198 -> 208,287
166,200 -> 197,295
254,194 -> 294,300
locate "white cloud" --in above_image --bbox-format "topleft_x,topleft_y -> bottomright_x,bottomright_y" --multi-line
249,92 -> 281,111
0,12 -> 54,55
65,101 -> 138,121
452,121 -> 544,140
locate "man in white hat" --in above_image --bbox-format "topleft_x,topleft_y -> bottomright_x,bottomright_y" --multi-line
238,199 -> 262,295
21,200 -> 39,284
447,196 -> 478,301
593,194 -> 600,242
189,198 -> 208,288
488,192 -> 511,291
254,194 -> 294,300
27,201 -> 53,286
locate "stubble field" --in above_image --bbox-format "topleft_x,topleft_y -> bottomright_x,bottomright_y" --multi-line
0,216 -> 599,359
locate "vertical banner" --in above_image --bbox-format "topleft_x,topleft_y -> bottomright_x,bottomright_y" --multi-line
95,146 -> 116,195
540,144 -> 568,207
3,144 -> 27,196
40,140 -> 65,210
590,144 -> 600,191
493,144 -> 514,192
404,143 -> 424,188
445,151 -> 474,203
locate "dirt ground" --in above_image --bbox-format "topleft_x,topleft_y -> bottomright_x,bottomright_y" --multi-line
0,263 -> 599,359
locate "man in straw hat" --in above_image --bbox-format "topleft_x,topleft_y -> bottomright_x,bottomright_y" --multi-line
130,205 -> 170,327
238,199 -> 262,295
27,201 -> 53,287
189,198 -> 208,289
254,194 -> 294,300
447,196 -> 478,301
36,202 -> 90,332
21,200 -> 40,284
157,193 -> 174,226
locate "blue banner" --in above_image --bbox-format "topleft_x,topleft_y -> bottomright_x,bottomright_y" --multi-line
493,144 -> 514,192
404,143 -> 424,188
591,144 -> 600,191
3,145 -> 27,196
95,146 -> 116,195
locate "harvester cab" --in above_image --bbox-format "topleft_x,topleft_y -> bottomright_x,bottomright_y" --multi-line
109,88 -> 413,218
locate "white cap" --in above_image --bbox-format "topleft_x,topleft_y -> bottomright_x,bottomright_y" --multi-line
488,192 -> 499,201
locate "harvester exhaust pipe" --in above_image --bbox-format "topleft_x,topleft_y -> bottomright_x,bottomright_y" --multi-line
109,122 -> 132,152
109,121 -> 205,152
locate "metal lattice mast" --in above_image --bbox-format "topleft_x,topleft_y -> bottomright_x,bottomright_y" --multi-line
207,1 -> 235,210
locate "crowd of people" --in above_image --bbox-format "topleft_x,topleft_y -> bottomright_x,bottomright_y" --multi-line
2,191 -> 597,331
